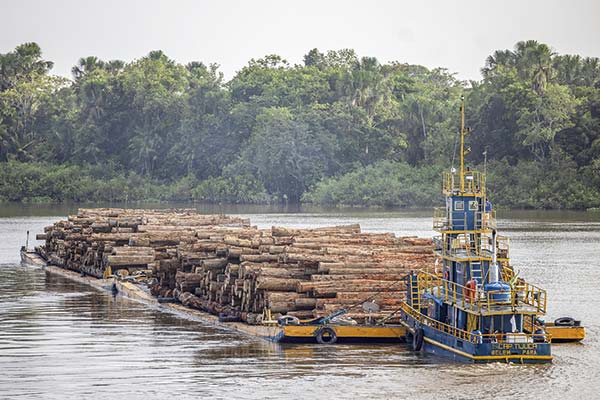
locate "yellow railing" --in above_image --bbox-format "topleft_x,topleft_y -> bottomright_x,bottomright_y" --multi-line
448,234 -> 481,258
478,210 -> 497,230
433,207 -> 447,230
415,271 -> 546,315
434,232 -> 496,258
401,302 -> 551,344
497,235 -> 510,259
501,266 -> 514,282
433,207 -> 496,232
432,235 -> 443,253
443,170 -> 484,195
514,280 -> 547,314
401,302 -> 475,342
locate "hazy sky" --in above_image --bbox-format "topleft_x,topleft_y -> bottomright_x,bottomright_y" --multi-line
1,0 -> 599,82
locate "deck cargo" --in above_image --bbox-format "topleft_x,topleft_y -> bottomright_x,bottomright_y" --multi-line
38,208 -> 434,325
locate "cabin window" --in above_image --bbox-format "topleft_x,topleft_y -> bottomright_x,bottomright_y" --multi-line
468,200 -> 478,211
454,200 -> 464,211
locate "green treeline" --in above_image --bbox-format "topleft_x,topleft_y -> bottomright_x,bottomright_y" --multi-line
1,41 -> 599,208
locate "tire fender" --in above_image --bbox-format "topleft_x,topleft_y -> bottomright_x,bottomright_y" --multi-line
412,327 -> 424,351
554,317 -> 575,327
315,326 -> 338,344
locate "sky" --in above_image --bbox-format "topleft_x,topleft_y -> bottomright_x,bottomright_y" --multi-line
1,0 -> 599,82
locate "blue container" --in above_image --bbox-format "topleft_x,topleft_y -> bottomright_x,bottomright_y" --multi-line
484,282 -> 511,303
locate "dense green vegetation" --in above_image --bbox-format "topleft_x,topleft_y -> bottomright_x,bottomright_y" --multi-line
1,41 -> 599,208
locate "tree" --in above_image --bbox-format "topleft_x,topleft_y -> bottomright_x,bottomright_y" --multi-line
233,107 -> 335,201
167,62 -> 233,178
122,51 -> 188,176
72,56 -> 105,80
0,43 -> 63,162
0,42 -> 53,91
516,84 -> 577,160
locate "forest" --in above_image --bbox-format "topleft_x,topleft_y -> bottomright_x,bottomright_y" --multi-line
1,41 -> 599,208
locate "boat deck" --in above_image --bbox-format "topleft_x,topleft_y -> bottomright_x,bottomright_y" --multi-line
427,287 -> 544,315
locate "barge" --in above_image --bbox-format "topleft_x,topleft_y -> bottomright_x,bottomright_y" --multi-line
23,258 -> 409,344
21,233 -> 583,349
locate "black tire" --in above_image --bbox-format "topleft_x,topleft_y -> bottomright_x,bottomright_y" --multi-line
315,327 -> 337,344
412,328 -> 424,351
554,317 -> 575,327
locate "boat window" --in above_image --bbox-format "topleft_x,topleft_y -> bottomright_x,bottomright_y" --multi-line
454,200 -> 464,211
468,200 -> 478,211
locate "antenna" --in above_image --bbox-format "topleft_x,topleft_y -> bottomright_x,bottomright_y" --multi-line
460,95 -> 465,192
483,149 -> 488,198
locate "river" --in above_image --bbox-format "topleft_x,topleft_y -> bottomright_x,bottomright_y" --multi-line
1,204 -> 599,399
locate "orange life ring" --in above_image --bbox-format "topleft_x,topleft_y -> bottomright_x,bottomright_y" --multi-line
465,279 -> 477,302
495,332 -> 504,343
443,270 -> 449,280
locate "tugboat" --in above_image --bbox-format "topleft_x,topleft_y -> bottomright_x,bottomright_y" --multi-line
400,96 -> 552,363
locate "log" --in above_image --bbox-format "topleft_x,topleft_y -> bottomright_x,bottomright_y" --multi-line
310,274 -> 408,281
240,254 -> 279,263
256,277 -> 303,291
285,310 -> 315,319
298,280 -> 407,295
201,258 -> 228,270
176,271 -> 203,292
106,254 -> 155,266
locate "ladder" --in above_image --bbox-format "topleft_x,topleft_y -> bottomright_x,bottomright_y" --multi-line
409,275 -> 420,310
470,262 -> 483,289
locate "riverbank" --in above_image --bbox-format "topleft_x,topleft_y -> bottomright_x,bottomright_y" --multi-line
2,159 -> 600,210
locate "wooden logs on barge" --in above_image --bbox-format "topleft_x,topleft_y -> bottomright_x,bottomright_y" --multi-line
39,208 -> 434,324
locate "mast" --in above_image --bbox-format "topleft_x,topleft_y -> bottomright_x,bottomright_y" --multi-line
459,95 -> 466,193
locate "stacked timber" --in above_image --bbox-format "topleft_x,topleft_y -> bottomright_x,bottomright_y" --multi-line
40,208 -> 434,324
39,208 -> 251,278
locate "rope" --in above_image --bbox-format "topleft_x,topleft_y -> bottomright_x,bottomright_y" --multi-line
341,274 -> 410,314
376,305 -> 405,325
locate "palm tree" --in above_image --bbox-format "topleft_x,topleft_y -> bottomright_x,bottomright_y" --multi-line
0,42 -> 53,90
581,57 -> 600,87
514,40 -> 555,94
553,54 -> 582,86
342,57 -> 391,123
481,50 -> 515,78
105,60 -> 125,75
71,56 -> 105,80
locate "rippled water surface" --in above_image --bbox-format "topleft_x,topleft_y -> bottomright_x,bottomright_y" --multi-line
1,205 -> 599,399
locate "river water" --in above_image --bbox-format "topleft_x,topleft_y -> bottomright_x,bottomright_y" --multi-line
1,204 -> 599,399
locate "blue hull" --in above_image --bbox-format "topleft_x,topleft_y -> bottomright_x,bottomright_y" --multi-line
402,311 -> 552,364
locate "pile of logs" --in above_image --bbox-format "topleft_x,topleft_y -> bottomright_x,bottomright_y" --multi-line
39,208 -> 434,324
